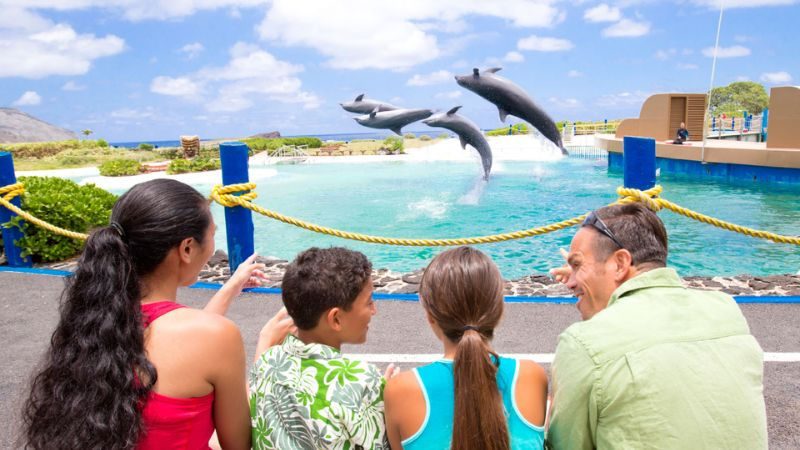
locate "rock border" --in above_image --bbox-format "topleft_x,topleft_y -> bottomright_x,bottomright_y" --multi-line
41,250 -> 800,297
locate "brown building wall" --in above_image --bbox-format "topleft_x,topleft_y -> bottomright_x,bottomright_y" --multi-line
766,86 -> 800,149
616,93 -> 706,142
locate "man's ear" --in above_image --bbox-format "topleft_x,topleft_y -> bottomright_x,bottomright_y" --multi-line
612,249 -> 634,282
326,307 -> 343,332
178,237 -> 194,264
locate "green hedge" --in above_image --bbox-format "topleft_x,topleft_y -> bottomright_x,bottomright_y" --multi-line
486,123 -> 530,136
8,177 -> 117,262
98,159 -> 142,176
166,158 -> 221,174
382,136 -> 404,154
5,140 -> 110,159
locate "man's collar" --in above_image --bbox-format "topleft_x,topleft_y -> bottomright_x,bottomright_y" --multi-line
608,267 -> 682,307
282,333 -> 341,360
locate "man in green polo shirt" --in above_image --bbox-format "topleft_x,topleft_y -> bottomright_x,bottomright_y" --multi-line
547,203 -> 767,449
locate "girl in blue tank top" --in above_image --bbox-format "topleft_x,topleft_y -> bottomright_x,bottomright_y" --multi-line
384,247 -> 547,450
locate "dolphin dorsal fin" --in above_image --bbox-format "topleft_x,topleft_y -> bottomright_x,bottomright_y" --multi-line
473,68 -> 480,77
447,106 -> 462,115
370,106 -> 379,118
486,67 -> 502,74
355,94 -> 364,102
498,107 -> 508,122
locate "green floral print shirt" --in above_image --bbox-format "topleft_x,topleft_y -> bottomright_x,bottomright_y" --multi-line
249,334 -> 389,450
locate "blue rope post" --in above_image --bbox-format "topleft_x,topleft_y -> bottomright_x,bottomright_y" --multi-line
623,137 -> 656,191
219,142 -> 254,272
0,152 -> 32,267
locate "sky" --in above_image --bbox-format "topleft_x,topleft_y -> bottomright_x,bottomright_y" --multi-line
1,0 -> 798,141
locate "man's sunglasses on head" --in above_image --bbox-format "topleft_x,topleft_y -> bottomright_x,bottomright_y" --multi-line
583,211 -> 625,249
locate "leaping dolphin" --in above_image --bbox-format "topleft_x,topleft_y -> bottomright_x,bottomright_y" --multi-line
423,106 -> 493,180
354,108 -> 433,136
455,67 -> 568,155
340,94 -> 399,114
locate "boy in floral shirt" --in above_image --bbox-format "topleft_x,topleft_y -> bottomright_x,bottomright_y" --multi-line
249,247 -> 393,450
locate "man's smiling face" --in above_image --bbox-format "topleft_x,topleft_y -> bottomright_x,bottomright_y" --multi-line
565,227 -> 621,320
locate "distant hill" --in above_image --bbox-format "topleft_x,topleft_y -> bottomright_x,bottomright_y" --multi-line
0,108 -> 77,143
248,131 -> 281,139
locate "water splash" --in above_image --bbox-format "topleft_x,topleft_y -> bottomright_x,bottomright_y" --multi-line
403,197 -> 449,219
458,177 -> 488,205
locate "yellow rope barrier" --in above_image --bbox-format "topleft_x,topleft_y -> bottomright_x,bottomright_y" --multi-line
0,182 -> 89,240
1,181 -> 797,247
210,183 -> 800,247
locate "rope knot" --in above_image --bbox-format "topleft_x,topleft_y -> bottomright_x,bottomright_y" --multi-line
210,182 -> 258,208
616,185 -> 663,212
0,182 -> 25,202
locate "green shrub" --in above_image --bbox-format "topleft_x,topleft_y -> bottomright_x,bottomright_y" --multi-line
98,159 -> 142,176
437,132 -> 450,139
155,147 -> 181,160
166,158 -> 220,174
167,158 -> 192,174
138,143 -> 154,151
419,135 -> 431,141
382,136 -> 404,154
485,123 -> 530,136
242,136 -> 323,153
9,177 -> 117,262
96,139 -> 109,148
403,132 -> 416,139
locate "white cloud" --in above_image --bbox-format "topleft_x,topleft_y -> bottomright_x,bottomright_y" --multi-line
111,107 -> 155,120
517,35 -> 574,52
0,21 -> 125,78
690,0 -> 797,9
702,45 -> 751,58
434,91 -> 462,99
584,4 -> 621,22
567,70 -> 583,77
654,49 -> 676,61
61,80 -> 86,91
549,97 -> 582,108
150,76 -> 202,97
602,19 -> 650,38
407,70 -> 454,86
596,91 -> 651,107
12,91 -> 42,106
257,0 -> 564,70
150,42 -> 320,112
179,42 -> 205,59
504,51 -> 525,63
760,71 -> 793,84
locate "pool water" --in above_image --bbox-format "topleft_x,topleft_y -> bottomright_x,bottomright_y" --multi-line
195,158 -> 800,278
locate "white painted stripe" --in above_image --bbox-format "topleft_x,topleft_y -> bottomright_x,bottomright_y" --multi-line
348,352 -> 800,363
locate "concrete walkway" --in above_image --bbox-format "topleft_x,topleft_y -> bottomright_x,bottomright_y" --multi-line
1,271 -> 798,448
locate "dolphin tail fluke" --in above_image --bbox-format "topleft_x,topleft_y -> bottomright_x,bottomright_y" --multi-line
560,146 -> 569,156
391,127 -> 403,136
498,107 -> 509,123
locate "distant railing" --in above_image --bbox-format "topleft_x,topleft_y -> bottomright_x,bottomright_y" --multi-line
708,114 -> 763,136
561,120 -> 621,142
565,145 -> 608,159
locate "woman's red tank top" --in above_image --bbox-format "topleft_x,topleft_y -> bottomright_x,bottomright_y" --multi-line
137,301 -> 215,450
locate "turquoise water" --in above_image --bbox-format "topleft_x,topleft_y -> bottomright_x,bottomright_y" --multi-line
197,158 -> 799,278
82,157 -> 799,278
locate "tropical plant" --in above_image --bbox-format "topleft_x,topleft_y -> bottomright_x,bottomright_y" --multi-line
8,177 -> 117,262
166,157 -> 220,174
81,129 -> 93,138
138,143 -> 155,151
382,136 -> 404,154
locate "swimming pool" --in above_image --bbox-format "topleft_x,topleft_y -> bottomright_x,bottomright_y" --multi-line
77,149 -> 800,278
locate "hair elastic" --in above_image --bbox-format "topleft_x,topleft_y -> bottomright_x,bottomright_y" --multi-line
109,221 -> 126,239
462,325 -> 480,332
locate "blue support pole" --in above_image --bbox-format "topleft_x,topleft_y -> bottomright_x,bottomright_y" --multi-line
219,142 -> 254,272
623,137 -> 656,191
761,108 -> 769,142
0,152 -> 32,267
711,116 -> 716,131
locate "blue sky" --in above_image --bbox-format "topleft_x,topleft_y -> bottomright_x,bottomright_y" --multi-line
1,0 -> 797,141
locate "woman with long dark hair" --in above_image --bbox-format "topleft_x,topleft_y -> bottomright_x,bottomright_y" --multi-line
22,179 -> 267,450
384,246 -> 548,450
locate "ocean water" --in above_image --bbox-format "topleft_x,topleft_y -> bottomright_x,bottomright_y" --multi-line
76,148 -> 800,278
